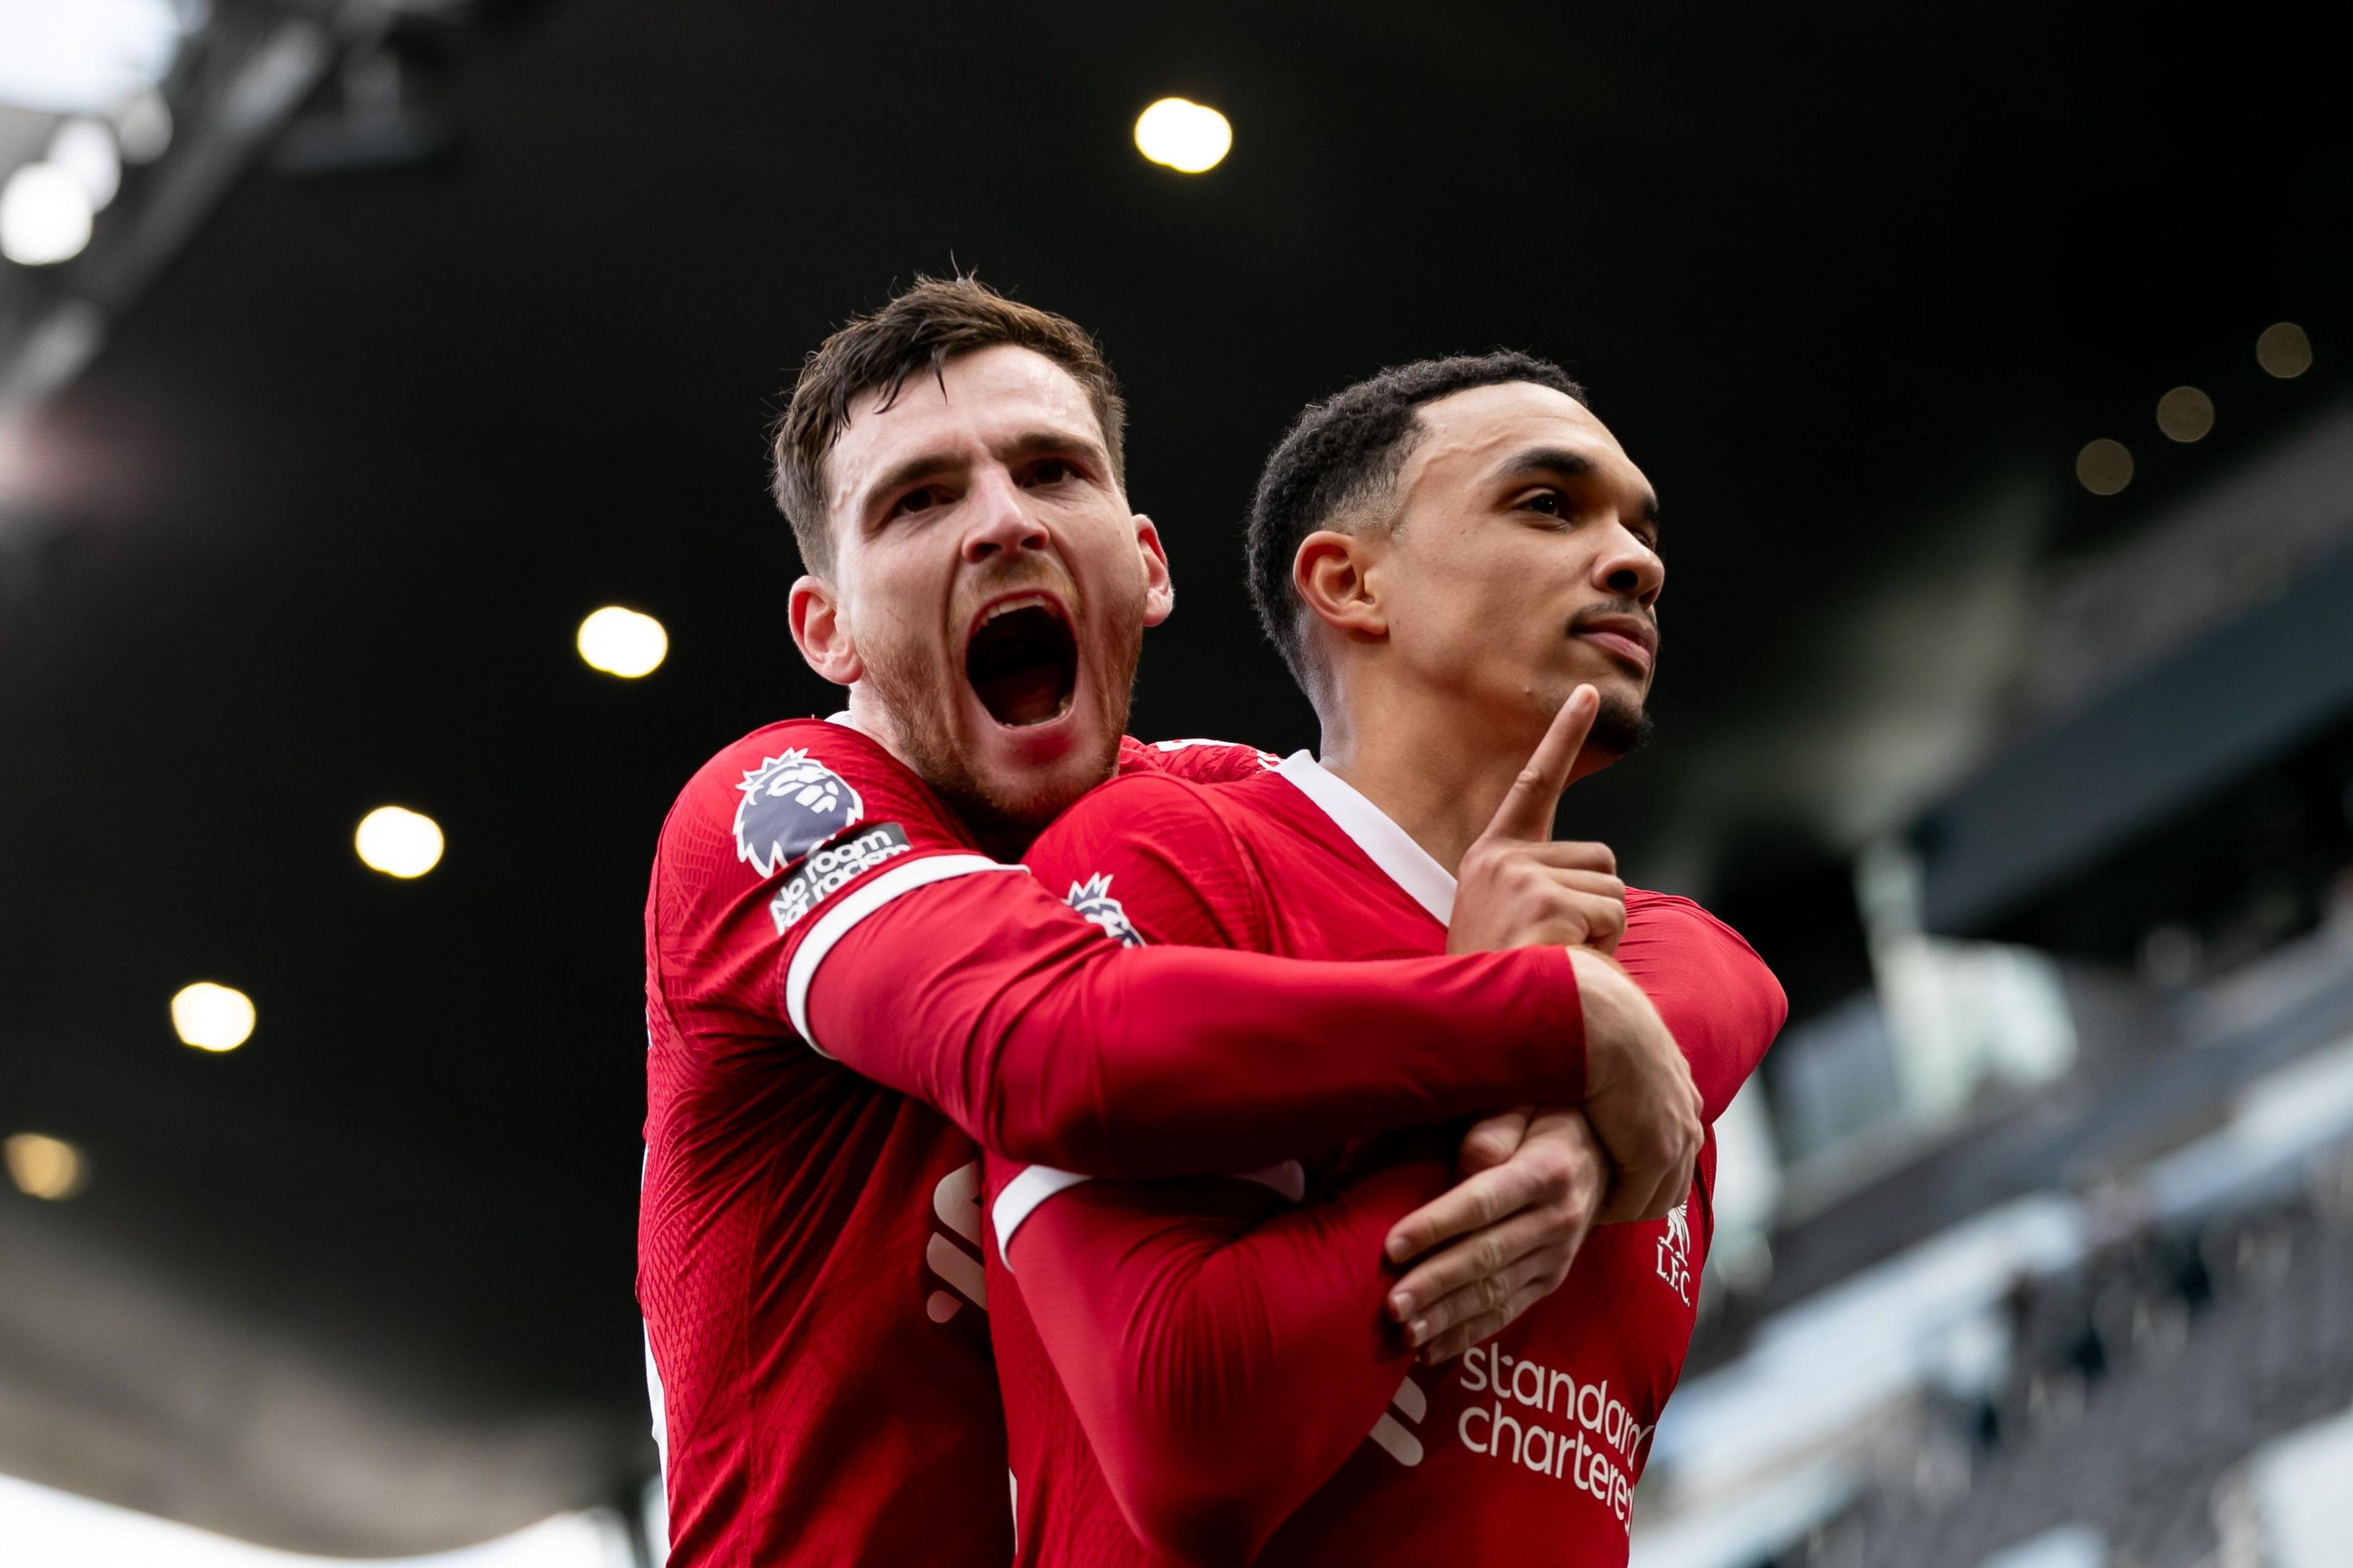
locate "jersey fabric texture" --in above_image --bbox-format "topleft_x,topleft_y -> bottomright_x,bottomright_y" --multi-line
640,721 -> 1627,1567
987,756 -> 1786,1567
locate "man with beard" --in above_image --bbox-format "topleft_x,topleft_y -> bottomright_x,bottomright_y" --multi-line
640,282 -> 1768,1566
983,352 -> 1784,1565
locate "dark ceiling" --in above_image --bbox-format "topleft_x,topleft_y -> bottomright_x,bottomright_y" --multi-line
0,0 -> 2342,1552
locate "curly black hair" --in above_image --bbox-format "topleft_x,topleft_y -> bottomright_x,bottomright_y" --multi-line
1245,351 -> 1586,688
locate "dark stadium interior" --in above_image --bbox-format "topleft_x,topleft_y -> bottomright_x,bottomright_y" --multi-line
1,1 -> 2347,1562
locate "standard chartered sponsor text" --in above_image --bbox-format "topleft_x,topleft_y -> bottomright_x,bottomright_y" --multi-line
1455,1344 -> 1648,1527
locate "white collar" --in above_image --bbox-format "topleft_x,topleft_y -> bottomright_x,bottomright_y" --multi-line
1275,751 -> 1457,925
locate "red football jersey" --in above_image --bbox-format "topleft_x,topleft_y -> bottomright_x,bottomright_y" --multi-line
987,755 -> 1783,1566
641,718 -> 1626,1567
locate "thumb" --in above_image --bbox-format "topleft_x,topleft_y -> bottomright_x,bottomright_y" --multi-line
1479,684 -> 1599,844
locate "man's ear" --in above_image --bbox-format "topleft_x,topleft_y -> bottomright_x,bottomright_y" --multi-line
789,574 -> 862,686
1133,514 -> 1175,627
1293,529 -> 1386,643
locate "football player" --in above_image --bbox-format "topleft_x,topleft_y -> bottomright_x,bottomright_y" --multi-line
984,352 -> 1786,1564
640,283 -> 1760,1566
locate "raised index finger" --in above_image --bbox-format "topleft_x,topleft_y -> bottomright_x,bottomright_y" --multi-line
1480,684 -> 1599,844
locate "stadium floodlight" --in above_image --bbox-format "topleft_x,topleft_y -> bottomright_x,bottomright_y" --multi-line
578,605 -> 668,678
355,805 -> 445,878
0,162 -> 94,265
1134,97 -> 1232,173
0,0 -> 183,116
5,1132 -> 86,1200
170,982 -> 256,1053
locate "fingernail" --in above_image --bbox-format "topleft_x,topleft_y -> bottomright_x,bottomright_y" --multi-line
1385,1237 -> 1410,1262
1389,1291 -> 1414,1320
1409,1317 -> 1430,1345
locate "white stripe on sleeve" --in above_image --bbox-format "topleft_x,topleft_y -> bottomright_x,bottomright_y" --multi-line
782,854 -> 1028,1054
990,1159 -> 1309,1273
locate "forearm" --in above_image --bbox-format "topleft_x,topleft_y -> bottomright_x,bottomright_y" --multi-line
806,879 -> 1586,1176
1014,1159 -> 1450,1563
1612,900 -> 1789,1123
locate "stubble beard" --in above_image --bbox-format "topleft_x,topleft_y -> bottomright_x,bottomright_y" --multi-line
860,608 -> 1145,858
1589,687 -> 1655,760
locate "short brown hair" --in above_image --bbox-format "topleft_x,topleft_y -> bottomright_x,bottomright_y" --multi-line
770,276 -> 1127,574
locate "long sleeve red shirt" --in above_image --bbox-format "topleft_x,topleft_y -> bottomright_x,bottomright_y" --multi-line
986,760 -> 1783,1566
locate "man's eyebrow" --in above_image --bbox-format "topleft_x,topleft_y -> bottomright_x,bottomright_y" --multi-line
852,426 -> 1108,525
1493,446 -> 1596,485
996,426 -> 1108,468
1494,445 -> 1661,535
859,451 -> 963,514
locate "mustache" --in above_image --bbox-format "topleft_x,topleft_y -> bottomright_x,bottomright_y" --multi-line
1567,599 -> 1656,642
955,559 -> 1083,624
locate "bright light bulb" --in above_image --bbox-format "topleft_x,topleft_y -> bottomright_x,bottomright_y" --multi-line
6,1132 -> 87,1200
171,982 -> 256,1052
355,805 -> 445,877
1134,97 -> 1232,173
1,163 -> 95,266
578,605 -> 668,677
48,118 -> 122,211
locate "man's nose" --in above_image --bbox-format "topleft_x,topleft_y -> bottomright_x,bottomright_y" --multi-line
961,470 -> 1050,564
1595,523 -> 1664,608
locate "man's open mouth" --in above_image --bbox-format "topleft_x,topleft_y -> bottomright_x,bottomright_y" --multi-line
964,594 -> 1079,728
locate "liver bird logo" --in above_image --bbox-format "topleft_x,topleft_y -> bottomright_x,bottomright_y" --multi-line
1664,1198 -> 1691,1258
733,751 -> 863,876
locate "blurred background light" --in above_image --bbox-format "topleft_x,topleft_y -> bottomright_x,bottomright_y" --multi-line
113,86 -> 172,162
0,162 -> 94,265
2256,321 -> 2312,379
355,806 -> 445,879
1134,97 -> 1232,173
170,982 -> 255,1053
0,0 -> 184,115
45,118 -> 121,211
2156,385 -> 2215,443
5,1132 -> 86,1200
2074,437 -> 2134,495
576,605 -> 667,678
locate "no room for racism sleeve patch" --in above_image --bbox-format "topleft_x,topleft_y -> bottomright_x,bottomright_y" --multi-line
769,822 -> 914,933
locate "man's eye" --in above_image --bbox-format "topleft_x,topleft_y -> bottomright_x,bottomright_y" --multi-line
890,487 -> 945,518
1521,490 -> 1566,517
1029,458 -> 1075,485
